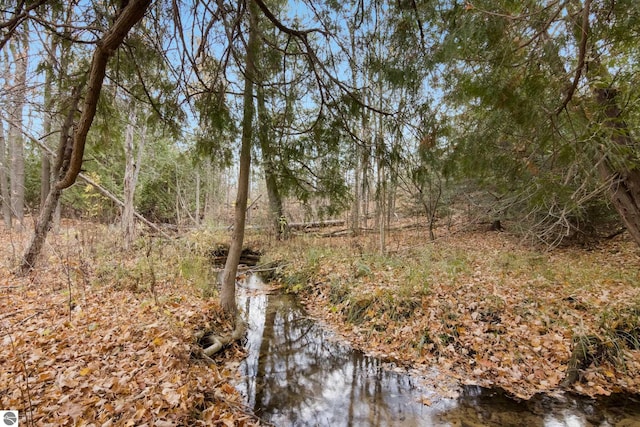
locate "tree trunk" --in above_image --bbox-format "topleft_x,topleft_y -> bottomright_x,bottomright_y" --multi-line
577,0 -> 640,247
348,26 -> 361,236
351,147 -> 361,234
375,117 -> 386,253
220,0 -> 258,317
257,84 -> 285,239
593,87 -> 640,246
122,107 -> 137,248
122,104 -> 146,249
21,188 -> 63,270
20,86 -> 78,273
40,37 -> 55,210
203,158 -> 216,222
0,121 -> 10,227
40,152 -> 51,208
195,171 -> 201,226
361,96 -> 371,230
19,0 -> 151,273
8,32 -> 28,230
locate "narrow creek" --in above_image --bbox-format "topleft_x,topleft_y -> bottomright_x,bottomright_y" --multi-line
233,274 -> 640,426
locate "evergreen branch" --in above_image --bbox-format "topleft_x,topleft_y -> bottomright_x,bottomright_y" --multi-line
555,0 -> 590,115
0,0 -> 48,51
56,0 -> 152,190
516,0 -> 567,51
252,0 -> 393,117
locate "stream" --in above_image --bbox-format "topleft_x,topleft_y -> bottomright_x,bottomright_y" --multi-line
233,274 -> 640,426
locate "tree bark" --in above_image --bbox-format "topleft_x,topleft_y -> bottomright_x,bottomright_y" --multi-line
257,84 -> 285,239
40,36 -> 56,210
195,171 -> 201,226
203,158 -> 217,222
593,87 -> 640,246
19,87 -> 79,273
575,0 -> 640,247
348,26 -> 361,236
220,0 -> 258,317
8,31 -> 28,230
122,103 -> 146,249
0,120 -> 10,227
56,0 -> 151,191
19,0 -> 152,273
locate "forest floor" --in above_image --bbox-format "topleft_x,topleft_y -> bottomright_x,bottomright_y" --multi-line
268,222 -> 640,401
0,221 -> 258,426
3,218 -> 640,426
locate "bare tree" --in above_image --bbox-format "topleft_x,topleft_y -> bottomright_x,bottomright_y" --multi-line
0,120 -> 9,226
7,29 -> 28,230
122,103 -> 147,249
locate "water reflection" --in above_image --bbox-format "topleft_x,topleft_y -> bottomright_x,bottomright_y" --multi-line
235,275 -> 640,426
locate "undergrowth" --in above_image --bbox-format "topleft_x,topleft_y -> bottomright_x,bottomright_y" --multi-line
271,229 -> 640,397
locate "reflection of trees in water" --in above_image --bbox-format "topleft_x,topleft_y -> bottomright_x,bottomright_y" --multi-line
239,290 -> 431,426
437,387 -> 545,427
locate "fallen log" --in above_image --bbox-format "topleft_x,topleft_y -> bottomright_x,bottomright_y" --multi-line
208,244 -> 262,267
288,219 -> 345,231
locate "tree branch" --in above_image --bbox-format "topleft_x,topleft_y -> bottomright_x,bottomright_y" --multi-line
56,0 -> 152,190
0,0 -> 49,51
0,111 -> 169,238
251,0 -> 393,116
555,0 -> 590,115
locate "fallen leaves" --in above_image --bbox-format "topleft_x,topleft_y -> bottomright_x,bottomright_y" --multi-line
278,228 -> 640,400
0,222 -> 258,426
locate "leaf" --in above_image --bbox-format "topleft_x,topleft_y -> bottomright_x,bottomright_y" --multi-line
38,372 -> 55,382
59,401 -> 84,422
162,385 -> 181,406
220,382 -> 236,395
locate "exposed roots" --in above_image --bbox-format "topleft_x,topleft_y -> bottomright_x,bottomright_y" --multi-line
196,315 -> 247,358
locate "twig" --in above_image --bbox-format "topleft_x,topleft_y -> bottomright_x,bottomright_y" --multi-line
12,311 -> 44,327
555,0 -> 591,115
0,309 -> 31,321
146,236 -> 158,306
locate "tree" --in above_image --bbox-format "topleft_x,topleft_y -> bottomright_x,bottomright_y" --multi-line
580,0 -> 640,246
0,120 -> 9,226
256,83 -> 286,239
249,4 -> 289,239
6,27 -> 28,230
122,103 -> 147,249
220,0 -> 259,318
432,0 -> 640,245
19,0 -> 152,273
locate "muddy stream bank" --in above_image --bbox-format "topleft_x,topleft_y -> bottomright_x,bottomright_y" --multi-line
231,274 -> 640,426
